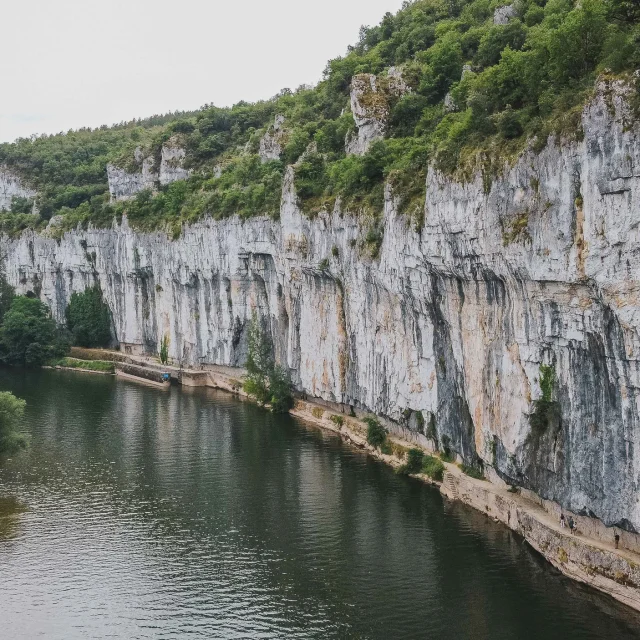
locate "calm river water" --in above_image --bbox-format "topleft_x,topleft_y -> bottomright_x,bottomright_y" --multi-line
0,368 -> 639,639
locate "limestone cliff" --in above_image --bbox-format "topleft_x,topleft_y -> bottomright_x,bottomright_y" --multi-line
0,168 -> 36,211
3,78 -> 640,534
345,70 -> 409,155
107,137 -> 191,201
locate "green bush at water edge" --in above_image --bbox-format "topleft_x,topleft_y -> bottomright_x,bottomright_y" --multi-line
243,314 -> 294,414
422,455 -> 445,482
397,447 -> 425,475
364,416 -> 388,449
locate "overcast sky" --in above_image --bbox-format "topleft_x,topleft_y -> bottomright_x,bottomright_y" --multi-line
0,0 -> 405,143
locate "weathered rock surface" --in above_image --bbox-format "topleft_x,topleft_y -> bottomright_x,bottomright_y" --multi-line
346,69 -> 410,155
259,114 -> 286,163
159,138 -> 191,186
494,3 -> 516,24
3,78 -> 640,535
106,155 -> 156,201
0,168 -> 36,211
107,139 -> 191,201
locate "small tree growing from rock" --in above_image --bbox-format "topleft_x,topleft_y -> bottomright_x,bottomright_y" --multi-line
160,334 -> 170,365
243,314 -> 293,413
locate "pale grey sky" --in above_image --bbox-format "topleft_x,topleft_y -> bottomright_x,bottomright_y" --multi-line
0,0 -> 405,143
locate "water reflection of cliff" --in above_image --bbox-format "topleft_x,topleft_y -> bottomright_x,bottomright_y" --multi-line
0,496 -> 26,539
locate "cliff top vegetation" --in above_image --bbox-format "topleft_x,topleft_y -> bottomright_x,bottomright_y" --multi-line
1,0 -> 638,237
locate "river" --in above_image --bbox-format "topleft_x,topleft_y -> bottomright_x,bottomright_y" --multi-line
0,368 -> 639,639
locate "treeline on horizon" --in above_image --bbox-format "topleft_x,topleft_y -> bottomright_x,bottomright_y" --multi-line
0,0 -> 639,241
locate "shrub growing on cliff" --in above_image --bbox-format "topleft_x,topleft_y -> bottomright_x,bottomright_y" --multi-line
65,286 -> 112,348
364,416 -> 387,449
159,334 -> 170,365
422,455 -> 445,482
268,365 -> 294,413
530,364 -> 561,434
243,314 -> 293,413
397,448 -> 425,475
0,391 -> 27,455
440,434 -> 455,462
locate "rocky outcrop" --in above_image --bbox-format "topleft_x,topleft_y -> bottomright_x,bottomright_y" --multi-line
346,70 -> 409,155
107,150 -> 157,201
494,3 -> 516,24
3,78 -> 640,536
107,139 -> 191,201
259,114 -> 286,163
159,139 -> 190,186
0,168 -> 36,211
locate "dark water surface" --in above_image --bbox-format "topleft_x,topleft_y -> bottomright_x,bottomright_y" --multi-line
1,369 -> 639,639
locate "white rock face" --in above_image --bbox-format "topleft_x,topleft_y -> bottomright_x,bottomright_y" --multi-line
386,66 -> 410,95
0,169 -> 36,211
346,70 -> 410,156
159,140 -> 191,186
107,140 -> 191,201
106,160 -> 156,201
494,3 -> 516,24
443,92 -> 457,113
346,74 -> 389,156
4,78 -> 640,533
259,114 -> 286,163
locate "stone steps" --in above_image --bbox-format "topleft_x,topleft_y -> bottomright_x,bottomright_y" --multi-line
442,471 -> 459,500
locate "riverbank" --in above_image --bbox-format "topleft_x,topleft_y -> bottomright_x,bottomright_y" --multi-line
67,347 -> 640,611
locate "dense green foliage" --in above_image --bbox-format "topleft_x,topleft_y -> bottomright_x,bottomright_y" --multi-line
243,315 -> 294,413
0,296 -> 68,366
398,447 -> 425,474
422,454 -> 445,481
65,286 -> 112,348
0,391 -> 27,455
364,416 -> 388,449
1,0 -> 639,236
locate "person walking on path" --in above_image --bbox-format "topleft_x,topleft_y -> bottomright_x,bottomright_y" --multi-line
560,514 -> 566,529
615,532 -> 620,549
568,516 -> 575,535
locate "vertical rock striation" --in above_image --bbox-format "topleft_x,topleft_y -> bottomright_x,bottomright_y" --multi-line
107,138 -> 191,201
3,78 -> 640,533
0,168 -> 36,211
